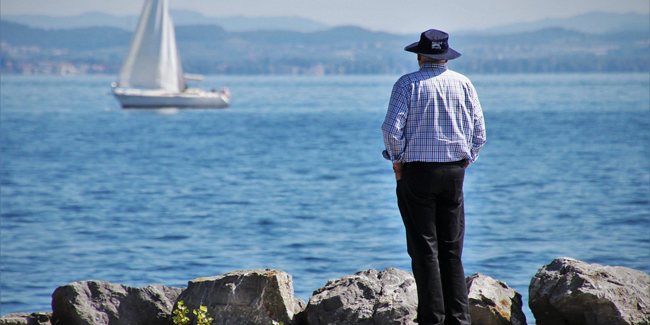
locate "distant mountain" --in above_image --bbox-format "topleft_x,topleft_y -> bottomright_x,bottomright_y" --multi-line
0,12 -> 136,30
2,10 -> 647,35
463,11 -> 650,35
0,21 -> 131,51
0,11 -> 331,32
171,11 -> 330,32
1,20 -> 648,75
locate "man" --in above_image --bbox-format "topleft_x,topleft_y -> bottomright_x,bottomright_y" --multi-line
381,29 -> 486,325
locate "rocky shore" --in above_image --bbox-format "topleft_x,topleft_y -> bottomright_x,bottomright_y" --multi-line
2,257 -> 648,325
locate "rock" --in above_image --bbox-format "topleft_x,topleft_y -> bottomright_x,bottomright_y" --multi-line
51,280 -> 183,325
466,273 -> 527,325
176,269 -> 305,325
0,312 -> 52,325
529,257 -> 650,325
303,268 -> 418,325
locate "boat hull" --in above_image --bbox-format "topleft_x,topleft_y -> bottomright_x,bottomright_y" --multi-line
113,88 -> 229,109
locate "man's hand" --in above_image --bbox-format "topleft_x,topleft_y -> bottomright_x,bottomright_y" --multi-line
393,162 -> 403,181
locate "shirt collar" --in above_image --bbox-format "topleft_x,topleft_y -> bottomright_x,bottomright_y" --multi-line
419,62 -> 448,71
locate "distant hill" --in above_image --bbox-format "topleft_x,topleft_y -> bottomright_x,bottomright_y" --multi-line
1,20 -> 648,75
2,10 -> 648,35
1,12 -> 138,30
0,21 -> 131,51
462,11 -> 649,35
171,11 -> 330,32
0,11 -> 331,32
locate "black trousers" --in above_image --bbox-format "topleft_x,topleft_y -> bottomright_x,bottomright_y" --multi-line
396,161 -> 471,325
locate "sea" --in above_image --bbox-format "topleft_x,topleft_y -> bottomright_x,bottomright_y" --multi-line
1,73 -> 649,322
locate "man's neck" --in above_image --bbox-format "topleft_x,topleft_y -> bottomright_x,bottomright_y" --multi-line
419,62 -> 447,68
418,58 -> 448,65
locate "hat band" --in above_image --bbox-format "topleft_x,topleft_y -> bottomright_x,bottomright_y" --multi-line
428,48 -> 447,54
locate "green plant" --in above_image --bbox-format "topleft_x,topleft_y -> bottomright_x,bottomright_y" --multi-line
193,305 -> 214,325
172,301 -> 190,325
173,301 -> 214,325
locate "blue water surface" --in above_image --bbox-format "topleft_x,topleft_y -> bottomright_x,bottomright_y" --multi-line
1,73 -> 648,322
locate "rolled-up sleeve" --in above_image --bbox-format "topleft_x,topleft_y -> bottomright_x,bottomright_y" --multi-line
381,81 -> 410,163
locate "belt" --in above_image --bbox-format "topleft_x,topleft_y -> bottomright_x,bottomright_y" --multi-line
403,160 -> 467,167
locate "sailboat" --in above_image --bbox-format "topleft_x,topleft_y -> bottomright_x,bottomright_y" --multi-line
112,0 -> 230,108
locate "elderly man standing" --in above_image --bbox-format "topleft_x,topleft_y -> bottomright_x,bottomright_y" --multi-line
381,29 -> 486,325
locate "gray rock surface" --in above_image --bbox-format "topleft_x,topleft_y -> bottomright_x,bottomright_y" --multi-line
0,312 -> 51,325
51,280 -> 183,325
303,268 -> 418,325
176,269 -> 305,325
529,257 -> 650,325
466,273 -> 527,325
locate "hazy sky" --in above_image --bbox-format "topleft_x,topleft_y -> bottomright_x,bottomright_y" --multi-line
1,0 -> 648,34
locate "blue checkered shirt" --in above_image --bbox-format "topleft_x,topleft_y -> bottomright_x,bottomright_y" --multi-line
382,62 -> 486,164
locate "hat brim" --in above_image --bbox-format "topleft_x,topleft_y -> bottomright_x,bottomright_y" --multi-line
405,41 -> 462,60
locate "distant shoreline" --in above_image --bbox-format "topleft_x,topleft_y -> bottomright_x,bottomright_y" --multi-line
2,19 -> 648,76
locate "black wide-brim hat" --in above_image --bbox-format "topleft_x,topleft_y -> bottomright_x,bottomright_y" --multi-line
405,29 -> 461,60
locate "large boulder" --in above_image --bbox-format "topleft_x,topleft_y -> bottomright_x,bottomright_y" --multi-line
466,273 -> 527,325
303,268 -> 418,325
51,281 -> 183,325
0,312 -> 52,325
176,269 -> 305,325
529,257 -> 650,325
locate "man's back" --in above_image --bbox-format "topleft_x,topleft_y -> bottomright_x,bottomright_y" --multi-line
382,62 -> 485,164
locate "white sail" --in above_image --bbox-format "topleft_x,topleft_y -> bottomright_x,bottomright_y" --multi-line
112,0 -> 229,109
117,0 -> 186,92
